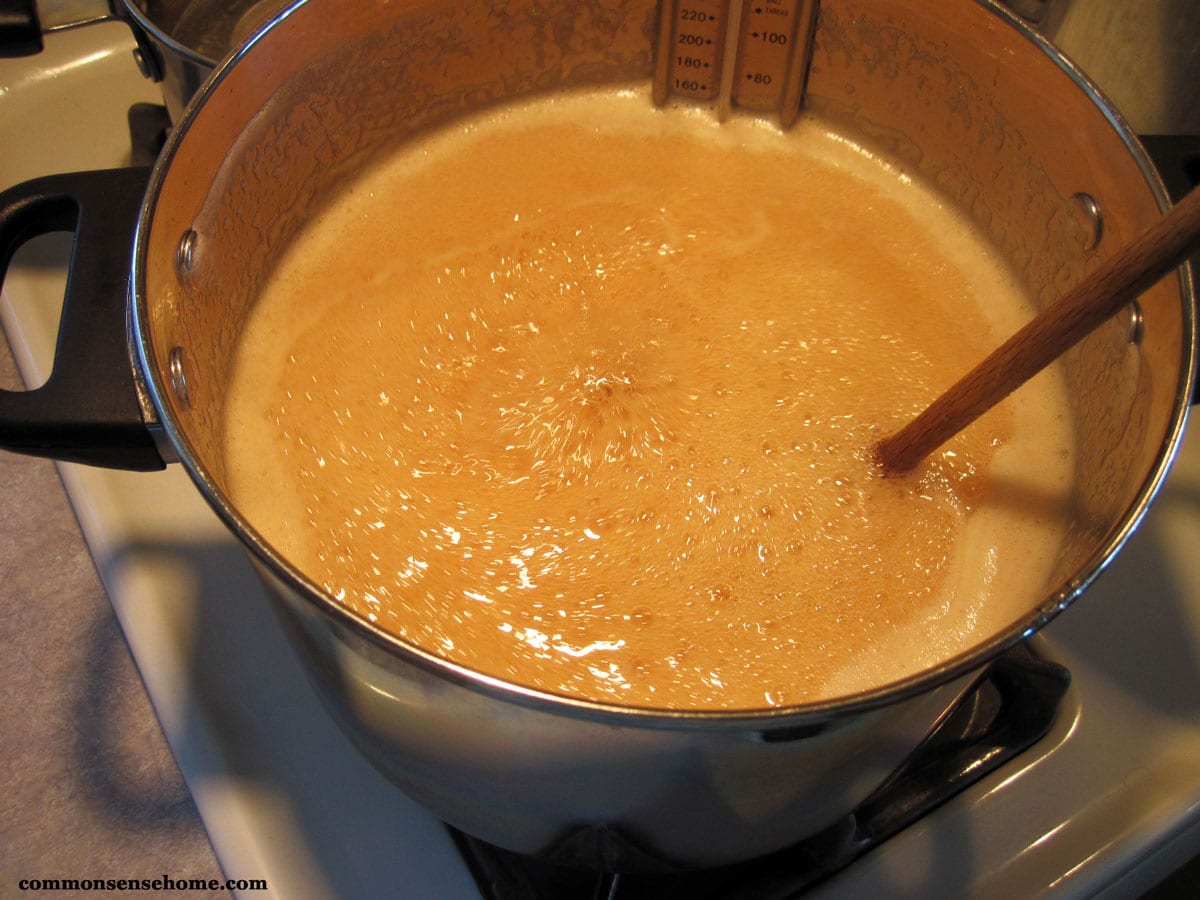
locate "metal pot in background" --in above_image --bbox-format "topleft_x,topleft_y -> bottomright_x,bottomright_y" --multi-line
118,0 -> 287,120
0,0 -> 287,120
0,0 -> 1194,873
1003,0 -> 1200,136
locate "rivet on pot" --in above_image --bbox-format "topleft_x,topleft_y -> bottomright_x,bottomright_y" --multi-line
132,47 -> 161,83
168,346 -> 192,409
1070,192 -> 1103,251
176,229 -> 199,284
1126,300 -> 1145,345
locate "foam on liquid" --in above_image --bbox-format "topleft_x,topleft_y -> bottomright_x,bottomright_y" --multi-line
223,88 -> 1075,710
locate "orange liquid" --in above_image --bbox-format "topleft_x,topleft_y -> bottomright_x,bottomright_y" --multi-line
224,89 -> 1075,709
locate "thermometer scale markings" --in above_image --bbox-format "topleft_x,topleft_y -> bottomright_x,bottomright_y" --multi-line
656,0 -> 818,126
655,0 -> 731,104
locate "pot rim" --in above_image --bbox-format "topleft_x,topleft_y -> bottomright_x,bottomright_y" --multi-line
129,0 -> 1197,732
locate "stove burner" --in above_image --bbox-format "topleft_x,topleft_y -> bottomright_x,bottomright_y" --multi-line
451,644 -> 1070,899
128,103 -> 171,166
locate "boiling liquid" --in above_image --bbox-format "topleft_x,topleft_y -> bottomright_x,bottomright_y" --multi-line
224,88 -> 1075,710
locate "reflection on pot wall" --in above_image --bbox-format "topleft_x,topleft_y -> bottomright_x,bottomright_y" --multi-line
1004,0 -> 1200,135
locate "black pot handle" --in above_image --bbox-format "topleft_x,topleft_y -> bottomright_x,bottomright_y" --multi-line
0,1 -> 131,59
0,167 -> 166,470
0,0 -> 40,55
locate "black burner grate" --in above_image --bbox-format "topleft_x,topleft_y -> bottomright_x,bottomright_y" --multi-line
452,644 -> 1070,900
128,103 -> 171,167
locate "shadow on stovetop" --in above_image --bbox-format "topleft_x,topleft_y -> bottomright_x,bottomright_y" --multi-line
88,535 -> 478,897
1046,478 -> 1200,720
75,528 -> 1088,899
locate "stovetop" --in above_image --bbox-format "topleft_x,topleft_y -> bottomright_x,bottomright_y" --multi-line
3,21 -> 1200,900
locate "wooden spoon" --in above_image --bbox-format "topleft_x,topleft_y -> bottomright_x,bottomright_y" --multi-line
875,187 -> 1200,475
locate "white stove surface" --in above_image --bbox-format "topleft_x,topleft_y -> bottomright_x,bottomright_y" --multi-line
3,23 -> 1199,900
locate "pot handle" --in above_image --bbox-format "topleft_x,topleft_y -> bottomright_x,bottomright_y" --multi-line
0,0 -> 118,57
0,167 -> 166,470
0,0 -> 40,55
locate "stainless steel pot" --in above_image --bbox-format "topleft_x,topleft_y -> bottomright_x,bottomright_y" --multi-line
0,0 -> 1193,870
0,0 -> 288,121
117,0 -> 288,120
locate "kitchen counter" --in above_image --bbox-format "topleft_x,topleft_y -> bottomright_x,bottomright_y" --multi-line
0,337 -> 228,895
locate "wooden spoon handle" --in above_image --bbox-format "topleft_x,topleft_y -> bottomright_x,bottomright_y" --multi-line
875,187 -> 1200,475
